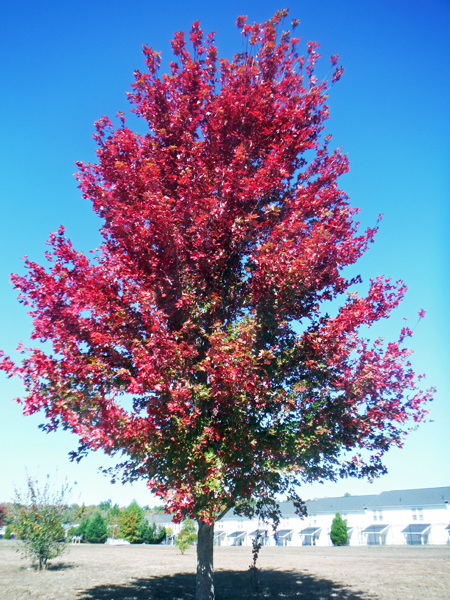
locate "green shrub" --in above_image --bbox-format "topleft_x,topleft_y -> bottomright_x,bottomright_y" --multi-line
12,475 -> 68,569
330,512 -> 348,546
3,525 -> 13,540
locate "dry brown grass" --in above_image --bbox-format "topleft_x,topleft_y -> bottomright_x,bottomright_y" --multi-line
1,540 -> 449,599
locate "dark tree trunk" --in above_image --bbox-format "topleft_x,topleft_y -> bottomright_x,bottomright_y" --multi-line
196,520 -> 215,600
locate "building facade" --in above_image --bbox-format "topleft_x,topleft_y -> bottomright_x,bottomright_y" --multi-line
150,487 -> 450,547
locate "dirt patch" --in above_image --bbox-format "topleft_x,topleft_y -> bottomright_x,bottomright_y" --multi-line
1,540 -> 449,599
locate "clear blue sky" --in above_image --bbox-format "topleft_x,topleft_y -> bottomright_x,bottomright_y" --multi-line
1,0 -> 448,507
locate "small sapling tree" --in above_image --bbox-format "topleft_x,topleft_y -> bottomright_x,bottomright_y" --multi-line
330,512 -> 348,546
249,532 -> 263,596
176,519 -> 198,554
12,475 -> 69,570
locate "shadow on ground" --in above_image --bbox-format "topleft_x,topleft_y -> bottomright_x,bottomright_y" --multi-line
47,562 -> 77,571
78,569 -> 376,600
19,562 -> 76,572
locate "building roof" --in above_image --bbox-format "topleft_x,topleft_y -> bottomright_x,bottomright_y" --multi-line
282,486 -> 450,516
145,514 -> 174,525
364,487 -> 450,508
304,495 -> 378,514
221,511 -> 248,520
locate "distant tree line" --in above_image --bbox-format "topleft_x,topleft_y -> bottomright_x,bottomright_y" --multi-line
66,499 -> 166,544
1,496 -> 167,545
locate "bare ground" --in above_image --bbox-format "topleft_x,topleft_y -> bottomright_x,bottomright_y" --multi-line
1,540 -> 449,600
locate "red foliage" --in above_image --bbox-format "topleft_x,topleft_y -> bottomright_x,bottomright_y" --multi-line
0,505 -> 6,527
0,12 -> 433,524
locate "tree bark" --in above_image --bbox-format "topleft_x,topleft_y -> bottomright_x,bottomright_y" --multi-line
196,520 -> 215,600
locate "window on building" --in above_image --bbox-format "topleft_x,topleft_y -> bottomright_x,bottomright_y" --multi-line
412,508 -> 424,521
238,520 -> 244,529
372,510 -> 382,522
217,521 -> 224,530
282,518 -> 289,527
341,513 -> 348,523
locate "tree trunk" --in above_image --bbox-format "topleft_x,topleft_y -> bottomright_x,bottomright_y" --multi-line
196,520 -> 215,600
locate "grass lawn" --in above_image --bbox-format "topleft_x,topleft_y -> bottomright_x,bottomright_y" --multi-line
1,540 -> 449,599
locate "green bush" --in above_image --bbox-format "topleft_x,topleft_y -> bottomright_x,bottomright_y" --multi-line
330,512 -> 348,546
3,525 -> 13,540
12,475 -> 68,569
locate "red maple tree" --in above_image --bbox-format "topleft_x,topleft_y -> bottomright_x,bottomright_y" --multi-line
1,11 -> 433,600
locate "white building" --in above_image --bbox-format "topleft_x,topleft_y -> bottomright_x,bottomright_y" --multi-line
149,486 -> 450,547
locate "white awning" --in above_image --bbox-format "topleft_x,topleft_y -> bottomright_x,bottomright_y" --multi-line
214,531 -> 227,538
401,524 -> 431,535
299,527 -> 322,536
228,531 -> 247,539
277,529 -> 294,538
362,524 -> 390,535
